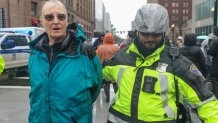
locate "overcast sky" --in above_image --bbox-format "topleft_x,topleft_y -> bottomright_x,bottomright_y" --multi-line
102,0 -> 147,33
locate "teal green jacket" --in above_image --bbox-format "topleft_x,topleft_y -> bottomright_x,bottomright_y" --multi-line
28,32 -> 102,123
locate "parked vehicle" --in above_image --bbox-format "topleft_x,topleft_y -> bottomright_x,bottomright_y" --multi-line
0,32 -> 31,79
0,27 -> 45,41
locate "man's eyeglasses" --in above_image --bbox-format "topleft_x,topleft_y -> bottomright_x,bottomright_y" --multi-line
44,14 -> 66,21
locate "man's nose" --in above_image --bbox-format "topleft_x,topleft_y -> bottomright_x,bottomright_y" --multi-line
147,35 -> 155,40
53,16 -> 60,23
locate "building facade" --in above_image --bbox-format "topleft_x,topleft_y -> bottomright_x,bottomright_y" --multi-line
0,0 -> 95,38
72,0 -> 95,38
192,0 -> 215,36
94,0 -> 106,36
147,0 -> 192,42
104,12 -> 111,33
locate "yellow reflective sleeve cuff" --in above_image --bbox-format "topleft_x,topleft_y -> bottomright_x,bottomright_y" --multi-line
0,55 -> 5,75
103,66 -> 117,81
103,65 -> 127,83
176,76 -> 202,104
197,100 -> 218,123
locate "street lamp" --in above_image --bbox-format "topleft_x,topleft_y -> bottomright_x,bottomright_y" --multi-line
211,7 -> 215,22
211,7 -> 215,13
211,7 -> 215,32
171,24 -> 175,45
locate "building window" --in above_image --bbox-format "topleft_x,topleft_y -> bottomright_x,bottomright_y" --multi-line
183,9 -> 188,14
67,0 -> 72,8
195,25 -> 213,36
31,2 -> 37,17
182,16 -> 188,20
172,9 -> 178,14
80,6 -> 82,15
172,16 -> 178,21
172,2 -> 178,7
196,0 -> 214,21
76,3 -> 79,12
165,3 -> 168,7
183,2 -> 189,7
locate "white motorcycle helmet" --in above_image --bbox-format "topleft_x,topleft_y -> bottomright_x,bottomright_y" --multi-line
134,4 -> 169,34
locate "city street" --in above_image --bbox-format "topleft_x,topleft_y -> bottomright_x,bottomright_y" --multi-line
0,0 -> 216,122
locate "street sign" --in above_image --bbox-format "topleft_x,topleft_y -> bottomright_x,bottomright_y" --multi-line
0,8 -> 6,28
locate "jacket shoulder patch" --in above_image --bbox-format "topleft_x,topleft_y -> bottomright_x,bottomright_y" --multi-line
190,64 -> 202,76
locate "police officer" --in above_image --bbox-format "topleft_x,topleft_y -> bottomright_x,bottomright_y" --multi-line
103,4 -> 218,123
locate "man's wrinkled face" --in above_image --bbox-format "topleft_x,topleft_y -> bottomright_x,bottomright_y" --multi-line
40,4 -> 68,41
138,32 -> 163,49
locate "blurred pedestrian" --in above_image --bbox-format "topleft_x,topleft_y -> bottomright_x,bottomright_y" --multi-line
180,33 -> 208,77
93,33 -> 105,50
28,0 -> 103,123
208,26 -> 218,98
96,33 -> 119,103
201,33 -> 215,77
176,36 -> 184,48
103,3 -> 218,123
120,30 -> 136,49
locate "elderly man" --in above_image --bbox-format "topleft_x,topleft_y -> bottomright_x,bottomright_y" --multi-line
28,0 -> 102,123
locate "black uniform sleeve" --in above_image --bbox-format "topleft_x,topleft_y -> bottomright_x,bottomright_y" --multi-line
197,47 -> 208,77
174,56 -> 213,101
207,38 -> 218,56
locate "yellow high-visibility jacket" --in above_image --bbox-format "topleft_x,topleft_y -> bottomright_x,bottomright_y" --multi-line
103,43 -> 218,123
0,55 -> 5,75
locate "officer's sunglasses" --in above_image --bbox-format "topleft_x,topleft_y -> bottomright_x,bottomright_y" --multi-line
44,14 -> 66,21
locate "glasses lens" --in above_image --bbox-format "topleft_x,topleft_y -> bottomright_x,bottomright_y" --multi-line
44,14 -> 54,21
57,14 -> 66,21
44,14 -> 66,21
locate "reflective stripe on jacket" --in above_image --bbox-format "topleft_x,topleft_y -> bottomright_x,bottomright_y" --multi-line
103,43 -> 218,123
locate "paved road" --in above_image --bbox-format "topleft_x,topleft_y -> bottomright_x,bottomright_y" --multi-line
0,86 -> 113,123
0,87 -> 30,123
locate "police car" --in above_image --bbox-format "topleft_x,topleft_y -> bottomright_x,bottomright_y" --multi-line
0,31 -> 31,78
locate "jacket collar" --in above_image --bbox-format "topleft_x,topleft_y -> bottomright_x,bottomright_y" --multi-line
127,43 -> 165,59
29,31 -> 80,56
127,43 -> 165,66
